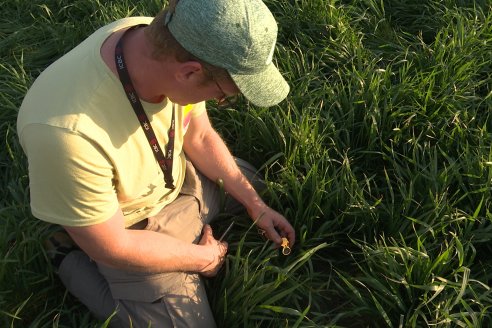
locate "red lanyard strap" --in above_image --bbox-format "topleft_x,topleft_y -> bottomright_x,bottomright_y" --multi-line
115,26 -> 175,189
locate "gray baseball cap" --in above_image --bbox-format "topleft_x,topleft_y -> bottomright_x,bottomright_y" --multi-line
166,0 -> 290,107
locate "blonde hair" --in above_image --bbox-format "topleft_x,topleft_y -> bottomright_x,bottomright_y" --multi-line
145,9 -> 230,81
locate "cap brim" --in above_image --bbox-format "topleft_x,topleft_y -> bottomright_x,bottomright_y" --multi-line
230,63 -> 289,107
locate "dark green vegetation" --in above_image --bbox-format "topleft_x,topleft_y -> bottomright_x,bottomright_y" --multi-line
1,0 -> 491,327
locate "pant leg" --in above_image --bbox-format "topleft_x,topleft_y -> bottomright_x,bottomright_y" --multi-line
97,158 -> 263,327
57,196 -> 213,327
95,161 -> 216,327
199,157 -> 266,223
57,158 -> 262,327
100,271 -> 215,328
57,251 -> 121,324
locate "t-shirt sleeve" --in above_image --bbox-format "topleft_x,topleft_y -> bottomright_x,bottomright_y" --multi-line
19,124 -> 119,226
190,102 -> 206,118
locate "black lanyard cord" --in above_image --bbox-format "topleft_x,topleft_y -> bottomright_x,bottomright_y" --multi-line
114,25 -> 175,189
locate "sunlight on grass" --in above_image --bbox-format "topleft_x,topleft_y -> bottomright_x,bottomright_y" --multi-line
1,0 -> 491,327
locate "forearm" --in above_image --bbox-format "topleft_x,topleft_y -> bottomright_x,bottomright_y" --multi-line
183,113 -> 295,246
184,129 -> 267,219
64,212 -> 222,274
97,229 -> 212,273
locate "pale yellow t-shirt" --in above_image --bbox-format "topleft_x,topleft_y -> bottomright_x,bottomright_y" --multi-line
17,17 -> 206,227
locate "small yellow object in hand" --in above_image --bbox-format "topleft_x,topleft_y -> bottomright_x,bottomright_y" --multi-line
281,237 -> 291,255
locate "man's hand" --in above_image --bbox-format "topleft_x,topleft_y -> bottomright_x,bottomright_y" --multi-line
197,224 -> 228,277
250,204 -> 296,248
183,110 -> 295,251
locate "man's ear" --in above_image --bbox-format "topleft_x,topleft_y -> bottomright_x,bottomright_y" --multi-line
175,61 -> 205,84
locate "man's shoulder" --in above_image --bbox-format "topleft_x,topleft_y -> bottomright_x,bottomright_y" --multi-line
101,17 -> 154,33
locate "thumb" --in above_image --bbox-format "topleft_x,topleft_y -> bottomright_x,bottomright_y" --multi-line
265,227 -> 281,245
203,224 -> 213,237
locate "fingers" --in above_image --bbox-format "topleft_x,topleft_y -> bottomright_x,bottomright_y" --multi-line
286,229 -> 296,246
279,222 -> 296,246
199,224 -> 229,277
199,224 -> 223,245
202,224 -> 213,238
270,226 -> 295,247
204,224 -> 228,248
266,226 -> 282,245
255,209 -> 296,248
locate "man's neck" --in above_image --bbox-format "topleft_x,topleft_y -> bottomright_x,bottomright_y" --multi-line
101,26 -> 167,104
122,27 -> 167,103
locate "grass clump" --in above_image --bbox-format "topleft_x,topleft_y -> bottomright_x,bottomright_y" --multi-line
1,0 -> 491,327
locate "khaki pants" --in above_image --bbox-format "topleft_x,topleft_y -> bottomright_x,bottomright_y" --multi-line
58,159 -> 263,328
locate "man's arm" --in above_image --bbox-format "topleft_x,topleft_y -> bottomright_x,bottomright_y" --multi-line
183,110 -> 295,246
64,209 -> 227,277
20,117 -> 227,275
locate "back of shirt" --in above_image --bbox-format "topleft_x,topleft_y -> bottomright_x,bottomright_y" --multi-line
17,17 -> 205,227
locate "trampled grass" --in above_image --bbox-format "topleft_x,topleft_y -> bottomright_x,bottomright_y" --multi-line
1,0 -> 491,327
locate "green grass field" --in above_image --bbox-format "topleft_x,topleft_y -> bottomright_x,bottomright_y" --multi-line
1,0 -> 492,327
